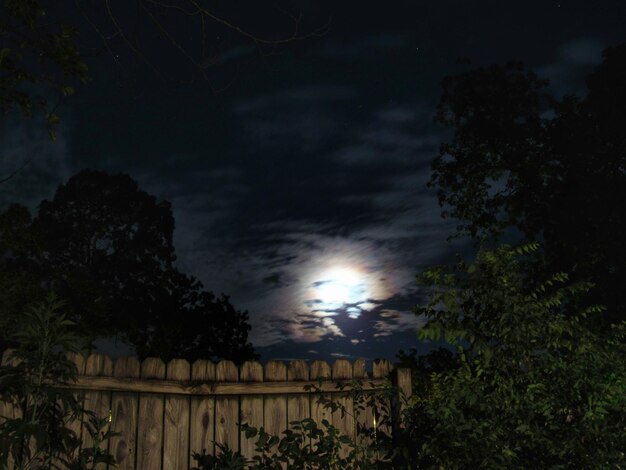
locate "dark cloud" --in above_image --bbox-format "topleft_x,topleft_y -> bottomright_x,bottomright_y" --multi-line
536,37 -> 606,97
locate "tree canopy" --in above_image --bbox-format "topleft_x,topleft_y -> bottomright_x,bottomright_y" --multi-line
429,43 -> 626,331
406,242 -> 626,468
0,169 -> 258,364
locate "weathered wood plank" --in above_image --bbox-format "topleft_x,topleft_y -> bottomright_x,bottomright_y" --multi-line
395,368 -> 412,430
264,361 -> 288,439
136,357 -> 165,470
332,359 -> 354,459
214,361 -> 239,456
353,358 -> 374,452
164,359 -> 190,470
67,377 -> 385,396
239,361 -> 263,461
82,353 -> 113,469
25,353 -> 403,470
65,352 -> 87,464
110,356 -> 140,470
310,360 -> 332,448
372,359 -> 392,444
1,349 -> 20,469
189,360 -> 215,467
287,360 -> 310,450
287,360 -> 310,426
66,375 -> 388,395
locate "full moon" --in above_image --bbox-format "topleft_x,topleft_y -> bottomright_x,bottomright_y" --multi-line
313,266 -> 366,307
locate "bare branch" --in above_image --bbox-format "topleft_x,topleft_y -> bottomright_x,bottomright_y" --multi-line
183,0 -> 331,45
0,159 -> 31,184
103,0 -> 168,82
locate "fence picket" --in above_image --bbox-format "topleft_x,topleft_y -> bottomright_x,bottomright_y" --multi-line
1,353 -> 411,470
189,360 -> 215,466
214,361 -> 239,455
110,356 -> 140,470
82,353 -> 113,469
136,357 -> 165,469
353,358 -> 373,451
164,359 -> 191,470
0,349 -> 20,469
287,360 -> 310,450
264,361 -> 288,439
372,359 -> 392,442
332,359 -> 354,459
239,361 -> 263,461
310,360 -> 332,448
65,352 -> 87,463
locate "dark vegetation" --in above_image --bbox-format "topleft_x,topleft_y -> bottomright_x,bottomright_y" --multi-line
0,170 -> 258,364
0,0 -> 625,464
429,43 -> 626,331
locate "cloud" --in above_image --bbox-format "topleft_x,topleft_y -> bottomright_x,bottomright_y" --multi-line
0,117 -> 74,214
120,95 -> 467,352
558,38 -> 605,66
376,107 -> 420,123
334,125 -> 439,168
315,33 -> 413,59
536,37 -> 605,98
262,272 -> 284,286
232,86 -> 355,153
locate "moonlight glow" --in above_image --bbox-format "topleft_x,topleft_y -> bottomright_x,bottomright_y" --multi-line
305,263 -> 378,315
315,267 -> 364,305
299,247 -> 392,322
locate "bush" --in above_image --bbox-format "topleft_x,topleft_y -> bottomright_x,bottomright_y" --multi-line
408,242 -> 626,468
191,377 -> 415,469
0,292 -> 118,470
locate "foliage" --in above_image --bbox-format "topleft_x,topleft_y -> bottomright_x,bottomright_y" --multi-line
395,346 -> 461,402
0,0 -> 89,140
190,377 -> 415,469
430,43 -> 626,329
406,242 -> 626,468
0,169 -> 258,364
0,291 -> 117,470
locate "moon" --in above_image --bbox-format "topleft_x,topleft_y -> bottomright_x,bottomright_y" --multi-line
313,266 -> 367,307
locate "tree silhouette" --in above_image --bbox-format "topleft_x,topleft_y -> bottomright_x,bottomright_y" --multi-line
0,0 -> 328,147
0,169 -> 258,364
429,43 -> 626,331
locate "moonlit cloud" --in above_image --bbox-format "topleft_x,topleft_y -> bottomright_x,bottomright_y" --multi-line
536,37 -> 605,98
0,118 -> 74,214
137,90 -> 467,353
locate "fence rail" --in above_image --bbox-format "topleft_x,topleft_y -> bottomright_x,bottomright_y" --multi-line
1,351 -> 412,470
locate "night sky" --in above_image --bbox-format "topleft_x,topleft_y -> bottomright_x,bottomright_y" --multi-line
1,0 -> 625,364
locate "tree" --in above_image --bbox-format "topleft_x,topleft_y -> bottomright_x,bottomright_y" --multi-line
0,0 -> 328,144
0,169 -> 258,364
406,242 -> 626,468
429,43 -> 626,331
0,0 -> 89,142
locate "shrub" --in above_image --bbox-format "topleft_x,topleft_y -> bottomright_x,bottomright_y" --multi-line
0,292 -> 117,470
191,377 -> 415,469
408,242 -> 626,468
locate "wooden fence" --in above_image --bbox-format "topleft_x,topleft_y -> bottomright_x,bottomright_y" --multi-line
0,352 -> 412,470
